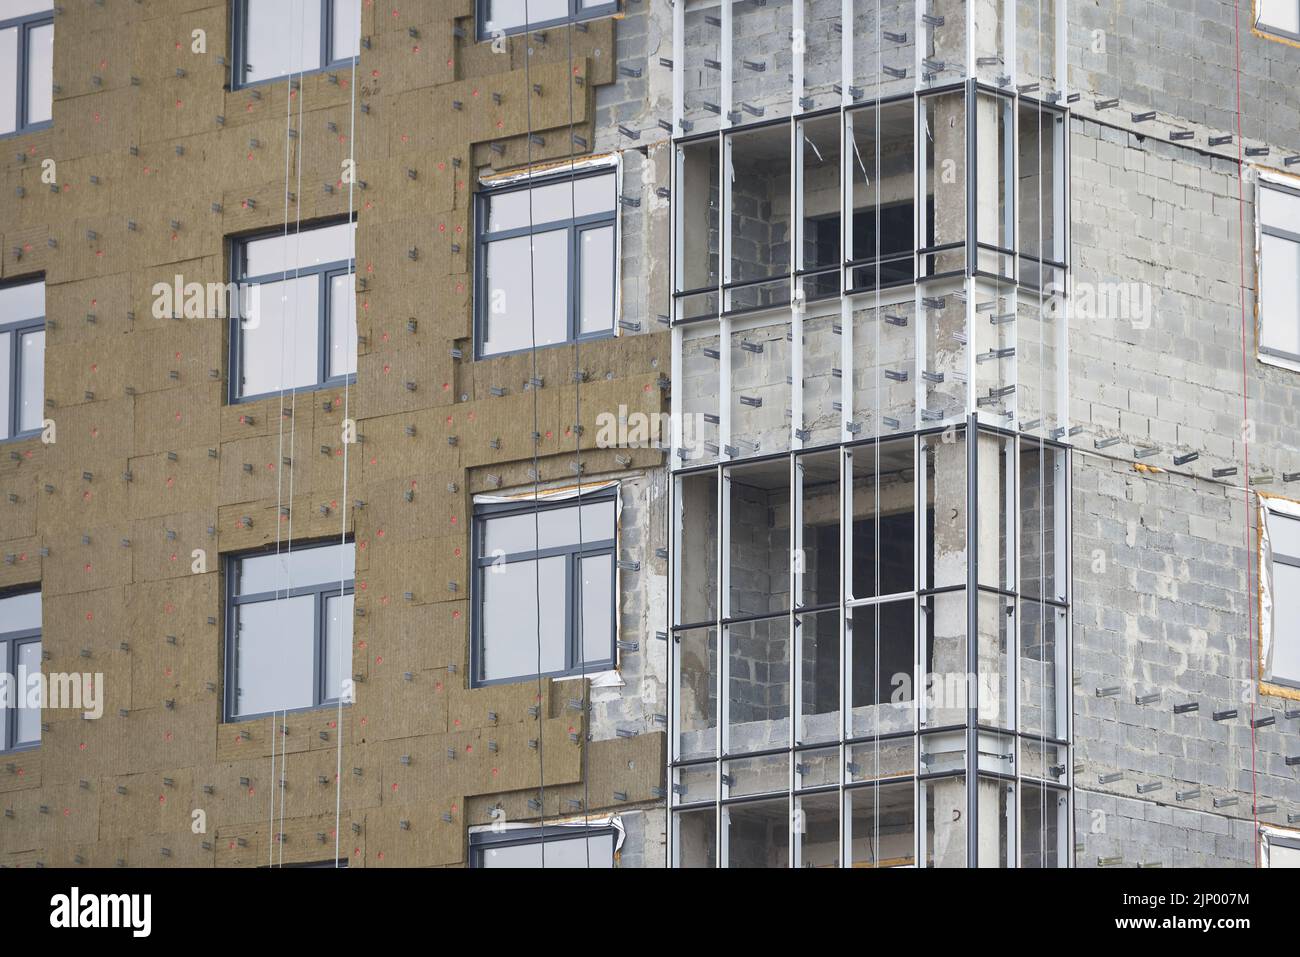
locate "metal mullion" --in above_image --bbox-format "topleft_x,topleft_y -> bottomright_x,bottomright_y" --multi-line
317,269 -> 330,386
1,638 -> 9,751
566,551 -> 578,674
313,589 -> 325,707
786,452 -> 797,868
15,18 -> 28,132
320,0 -> 331,72
966,410 -> 978,866
714,461 -> 725,867
6,329 -> 16,437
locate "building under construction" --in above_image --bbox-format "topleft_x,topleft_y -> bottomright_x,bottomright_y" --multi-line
0,0 -> 1297,868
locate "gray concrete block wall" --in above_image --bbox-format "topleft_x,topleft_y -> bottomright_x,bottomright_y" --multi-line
1067,0 -> 1300,155
1072,454 -> 1299,866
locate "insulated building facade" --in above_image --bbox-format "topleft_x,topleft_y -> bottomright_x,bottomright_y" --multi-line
2,0 -> 1300,872
0,0 -> 674,869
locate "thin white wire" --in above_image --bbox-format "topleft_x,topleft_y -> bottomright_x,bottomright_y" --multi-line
334,0 -> 360,873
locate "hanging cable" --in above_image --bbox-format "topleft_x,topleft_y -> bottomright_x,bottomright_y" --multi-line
334,0 -> 360,873
1232,0 -> 1260,864
561,13 -> 594,868
521,0 -> 550,867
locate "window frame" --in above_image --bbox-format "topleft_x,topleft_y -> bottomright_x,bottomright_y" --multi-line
468,825 -> 618,867
1263,826 -> 1300,867
228,220 -> 357,404
0,6 -> 53,139
475,0 -> 621,41
1265,503 -> 1300,691
0,588 -> 41,754
0,275 -> 45,442
1258,179 -> 1300,366
470,488 -> 618,687
1256,0 -> 1300,42
230,0 -> 360,91
222,540 -> 356,723
474,167 -> 619,359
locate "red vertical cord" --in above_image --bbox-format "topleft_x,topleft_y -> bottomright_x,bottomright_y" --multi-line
1232,0 -> 1259,866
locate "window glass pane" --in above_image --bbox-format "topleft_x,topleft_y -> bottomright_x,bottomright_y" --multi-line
328,272 -> 357,378
480,556 -> 566,681
676,626 -> 717,759
1271,842 -> 1300,867
725,798 -> 790,868
237,543 -> 355,595
478,832 -> 614,867
580,554 -> 613,666
0,333 -> 10,440
579,225 -> 615,334
1269,511 -> 1300,558
677,139 -> 721,294
728,460 -> 791,617
234,595 -> 316,716
480,499 -> 615,557
0,591 -> 40,630
239,275 -> 320,396
849,600 -> 915,736
848,780 -> 916,867
485,176 -> 615,234
847,100 -> 916,288
242,0 -> 322,83
1262,186 -> 1300,232
1020,783 -> 1066,867
0,279 -> 43,323
1259,0 -> 1300,33
0,29 -> 15,135
1019,105 -> 1063,263
15,640 -> 40,745
920,91 -> 966,276
673,806 -> 717,867
242,222 -> 354,278
726,618 -> 790,754
729,125 -> 792,284
481,230 -> 569,355
483,0 -> 568,34
677,472 -> 718,624
324,593 -> 354,701
1260,234 -> 1300,357
24,21 -> 51,124
1272,562 -> 1300,684
329,0 -> 361,62
0,2 -> 54,16
19,329 -> 43,432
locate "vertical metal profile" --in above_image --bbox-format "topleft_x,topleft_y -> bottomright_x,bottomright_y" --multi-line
966,413 -> 979,867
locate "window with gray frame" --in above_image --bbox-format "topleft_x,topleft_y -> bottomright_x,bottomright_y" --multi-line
230,220 -> 356,401
0,277 -> 44,441
0,1 -> 52,137
470,826 -> 617,867
0,590 -> 41,753
475,169 -> 617,358
232,0 -> 361,88
225,541 -> 355,720
1267,507 -> 1300,688
1257,0 -> 1300,40
1265,829 -> 1300,867
472,491 -> 617,686
1259,182 -> 1300,364
476,0 -> 620,40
